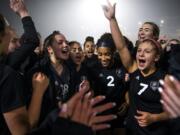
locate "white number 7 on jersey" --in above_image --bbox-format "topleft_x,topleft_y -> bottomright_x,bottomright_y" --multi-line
138,83 -> 148,95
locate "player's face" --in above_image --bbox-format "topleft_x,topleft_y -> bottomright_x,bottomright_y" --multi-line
8,29 -> 20,53
51,34 -> 69,60
97,47 -> 112,68
138,24 -> 154,41
0,26 -> 12,55
136,42 -> 159,72
84,41 -> 95,58
70,43 -> 84,65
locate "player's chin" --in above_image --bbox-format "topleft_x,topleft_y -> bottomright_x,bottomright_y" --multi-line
101,62 -> 110,68
138,65 -> 144,71
137,64 -> 147,71
87,53 -> 93,58
60,55 -> 69,60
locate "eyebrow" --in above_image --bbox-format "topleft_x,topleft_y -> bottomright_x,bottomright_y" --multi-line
57,39 -> 64,42
138,48 -> 154,51
144,28 -> 151,30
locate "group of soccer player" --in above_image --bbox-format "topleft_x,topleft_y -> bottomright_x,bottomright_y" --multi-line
1,0 -> 180,135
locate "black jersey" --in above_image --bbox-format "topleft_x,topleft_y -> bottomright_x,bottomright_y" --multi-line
168,118 -> 180,135
66,59 -> 90,90
6,17 -> 39,71
0,64 -> 26,135
83,54 -> 98,69
127,69 -> 169,135
27,59 -> 76,125
48,64 -> 72,102
88,60 -> 127,128
90,62 -> 126,105
41,63 -> 76,124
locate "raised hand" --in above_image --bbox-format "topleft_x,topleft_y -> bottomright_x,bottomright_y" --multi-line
59,80 -> 90,119
89,98 -> 116,131
10,0 -> 29,18
159,76 -> 180,118
32,72 -> 49,95
59,80 -> 117,131
102,0 -> 116,20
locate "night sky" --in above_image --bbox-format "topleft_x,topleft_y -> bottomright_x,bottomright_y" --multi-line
0,0 -> 180,44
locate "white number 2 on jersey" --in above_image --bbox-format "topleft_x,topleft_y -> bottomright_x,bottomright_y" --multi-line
107,76 -> 115,87
138,83 -> 148,95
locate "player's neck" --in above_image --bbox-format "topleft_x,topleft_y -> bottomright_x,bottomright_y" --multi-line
140,66 -> 157,77
76,64 -> 81,72
51,61 -> 63,76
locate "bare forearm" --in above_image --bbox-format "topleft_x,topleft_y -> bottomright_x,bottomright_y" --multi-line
152,112 -> 169,122
10,117 -> 30,135
110,18 -> 125,51
28,91 -> 44,128
110,18 -> 135,72
4,107 -> 30,135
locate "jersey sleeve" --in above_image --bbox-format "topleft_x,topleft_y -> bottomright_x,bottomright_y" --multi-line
6,16 -> 39,70
0,67 -> 26,113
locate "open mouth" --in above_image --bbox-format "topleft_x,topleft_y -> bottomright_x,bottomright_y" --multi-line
87,51 -> 93,54
138,59 -> 146,67
139,59 -> 146,63
62,48 -> 68,54
75,55 -> 82,61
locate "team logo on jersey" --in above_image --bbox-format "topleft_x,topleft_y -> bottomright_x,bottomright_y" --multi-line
116,69 -> 122,78
55,80 -> 59,86
99,73 -> 104,77
150,81 -> 159,91
136,76 -> 140,80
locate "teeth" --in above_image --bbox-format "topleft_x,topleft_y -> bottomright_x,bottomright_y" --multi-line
62,48 -> 68,52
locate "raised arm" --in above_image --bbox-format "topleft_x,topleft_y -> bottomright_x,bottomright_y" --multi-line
102,0 -> 137,73
7,0 -> 39,70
